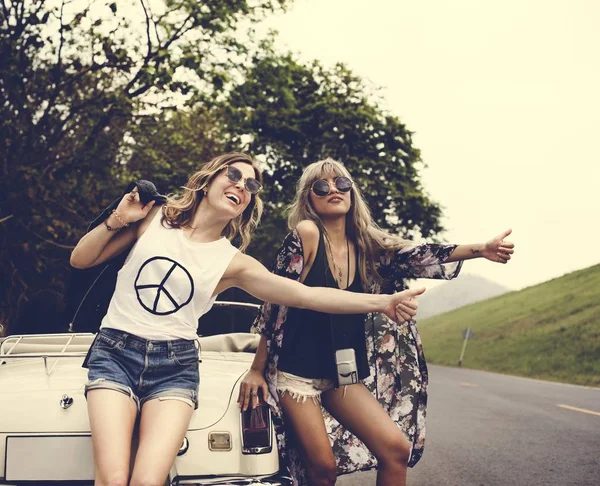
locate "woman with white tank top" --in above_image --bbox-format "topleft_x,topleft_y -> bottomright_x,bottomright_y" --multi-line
70,152 -> 426,486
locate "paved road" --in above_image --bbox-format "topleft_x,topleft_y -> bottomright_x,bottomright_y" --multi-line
338,365 -> 600,486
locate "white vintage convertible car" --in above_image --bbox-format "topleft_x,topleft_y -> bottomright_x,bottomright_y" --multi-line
0,302 -> 285,486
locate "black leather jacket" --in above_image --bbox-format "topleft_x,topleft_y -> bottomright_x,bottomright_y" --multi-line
65,180 -> 166,333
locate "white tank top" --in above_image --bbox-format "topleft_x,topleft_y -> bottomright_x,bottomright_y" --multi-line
101,209 -> 238,340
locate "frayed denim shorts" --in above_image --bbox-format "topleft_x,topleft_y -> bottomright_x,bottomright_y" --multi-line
83,327 -> 199,410
276,370 -> 335,404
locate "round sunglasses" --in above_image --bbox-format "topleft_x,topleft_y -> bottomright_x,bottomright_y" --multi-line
311,176 -> 354,197
223,165 -> 262,195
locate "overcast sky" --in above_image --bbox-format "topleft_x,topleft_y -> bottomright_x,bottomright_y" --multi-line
258,0 -> 600,291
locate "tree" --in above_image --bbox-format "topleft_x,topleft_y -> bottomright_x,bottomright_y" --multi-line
222,44 -> 444,263
122,107 -> 227,189
0,0 -> 291,326
1,1 -> 445,328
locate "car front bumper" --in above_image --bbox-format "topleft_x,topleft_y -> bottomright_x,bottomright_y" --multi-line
170,474 -> 289,486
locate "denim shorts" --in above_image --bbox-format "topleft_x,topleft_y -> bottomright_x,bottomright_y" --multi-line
84,328 -> 199,410
276,370 -> 335,404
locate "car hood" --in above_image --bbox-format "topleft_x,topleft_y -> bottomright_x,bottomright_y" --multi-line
0,351 -> 253,433
191,351 -> 253,429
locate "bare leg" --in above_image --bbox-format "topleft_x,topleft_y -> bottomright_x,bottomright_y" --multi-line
279,393 -> 337,486
87,389 -> 138,486
322,384 -> 411,486
129,398 -> 194,486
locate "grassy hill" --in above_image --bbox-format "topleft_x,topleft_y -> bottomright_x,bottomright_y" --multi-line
418,263 -> 600,387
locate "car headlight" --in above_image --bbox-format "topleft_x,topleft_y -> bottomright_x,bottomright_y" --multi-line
178,436 -> 189,456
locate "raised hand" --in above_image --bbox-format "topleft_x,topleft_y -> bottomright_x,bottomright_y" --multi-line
383,287 -> 426,323
113,189 -> 156,226
483,229 -> 515,263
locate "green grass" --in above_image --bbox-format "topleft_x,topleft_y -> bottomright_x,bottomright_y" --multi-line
418,263 -> 600,387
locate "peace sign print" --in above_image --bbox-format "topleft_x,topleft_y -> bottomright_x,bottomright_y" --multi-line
134,256 -> 194,316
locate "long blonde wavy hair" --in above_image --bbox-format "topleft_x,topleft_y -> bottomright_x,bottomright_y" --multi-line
162,153 -> 263,252
287,158 -> 408,287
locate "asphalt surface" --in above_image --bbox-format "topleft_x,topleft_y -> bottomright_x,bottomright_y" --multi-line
338,365 -> 600,486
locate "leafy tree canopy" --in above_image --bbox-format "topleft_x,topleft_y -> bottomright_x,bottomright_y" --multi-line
0,0 -> 290,325
222,41 -> 444,261
0,1 -> 443,329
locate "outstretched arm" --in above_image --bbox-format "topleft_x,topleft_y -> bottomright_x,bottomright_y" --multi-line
225,253 -> 425,322
446,229 -> 515,263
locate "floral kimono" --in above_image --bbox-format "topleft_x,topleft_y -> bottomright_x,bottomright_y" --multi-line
252,229 -> 463,485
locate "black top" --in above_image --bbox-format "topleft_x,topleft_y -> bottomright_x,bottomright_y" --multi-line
278,231 -> 370,383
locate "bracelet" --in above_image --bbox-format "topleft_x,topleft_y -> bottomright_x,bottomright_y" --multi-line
111,209 -> 130,228
103,210 -> 130,232
103,219 -> 121,232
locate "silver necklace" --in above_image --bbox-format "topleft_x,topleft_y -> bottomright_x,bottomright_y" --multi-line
331,237 -> 350,288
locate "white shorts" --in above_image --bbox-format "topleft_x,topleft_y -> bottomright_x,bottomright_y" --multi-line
276,370 -> 335,404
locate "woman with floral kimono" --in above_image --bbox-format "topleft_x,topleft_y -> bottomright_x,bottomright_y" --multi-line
238,158 -> 515,486
70,153 -> 426,486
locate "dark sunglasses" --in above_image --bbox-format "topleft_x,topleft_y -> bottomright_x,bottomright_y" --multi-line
223,165 -> 262,195
311,176 -> 353,197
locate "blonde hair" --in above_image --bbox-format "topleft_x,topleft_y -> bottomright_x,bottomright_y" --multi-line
162,153 -> 263,252
287,158 -> 408,287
